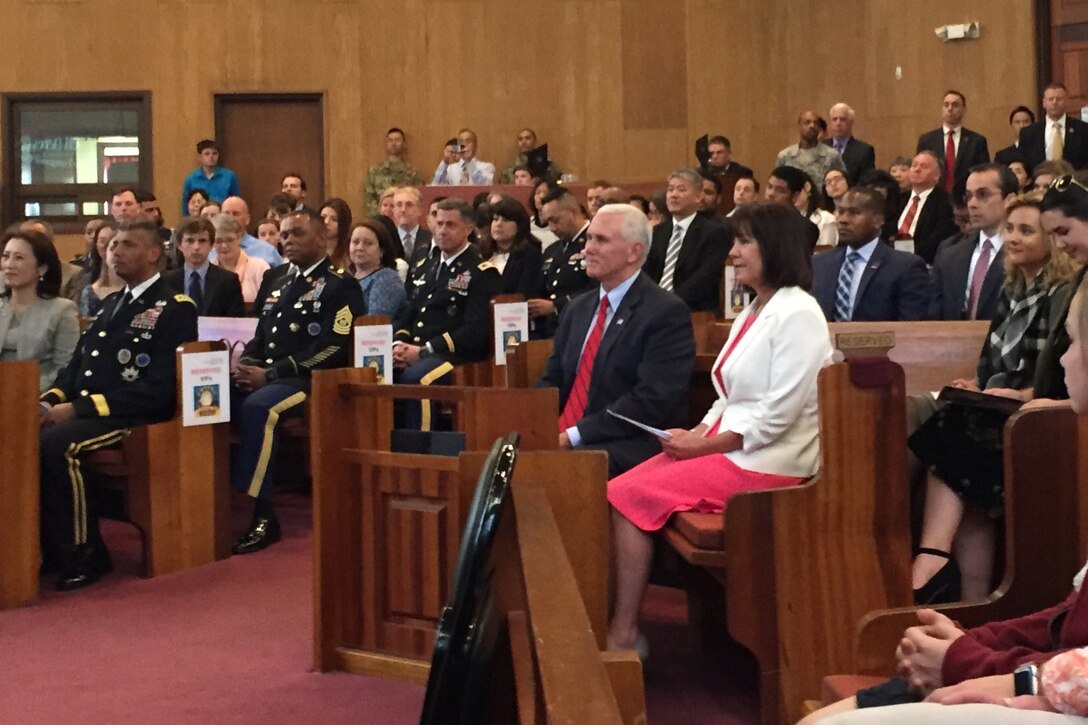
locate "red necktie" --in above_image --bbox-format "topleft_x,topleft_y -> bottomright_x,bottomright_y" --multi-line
558,296 -> 610,431
967,239 -> 993,319
898,195 -> 921,237
944,130 -> 956,192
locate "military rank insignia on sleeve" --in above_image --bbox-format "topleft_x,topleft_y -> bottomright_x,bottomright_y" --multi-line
333,305 -> 352,335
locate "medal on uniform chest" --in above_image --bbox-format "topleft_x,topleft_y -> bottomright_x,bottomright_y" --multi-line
121,366 -> 139,382
117,349 -> 132,365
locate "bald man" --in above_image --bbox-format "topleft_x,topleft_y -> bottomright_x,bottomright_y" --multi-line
215,196 -> 283,267
776,110 -> 846,189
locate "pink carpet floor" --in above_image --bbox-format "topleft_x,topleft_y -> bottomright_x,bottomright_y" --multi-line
0,493 -> 759,724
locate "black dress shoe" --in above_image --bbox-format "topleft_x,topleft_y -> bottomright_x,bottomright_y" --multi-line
913,547 -> 962,605
56,544 -> 113,592
232,515 -> 282,555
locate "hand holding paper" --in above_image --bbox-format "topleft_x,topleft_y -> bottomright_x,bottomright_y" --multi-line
606,409 -> 672,440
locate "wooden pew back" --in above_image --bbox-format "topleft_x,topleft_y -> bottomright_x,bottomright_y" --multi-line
311,368 -> 569,680
719,359 -> 914,724
0,361 -> 40,610
852,407 -> 1088,676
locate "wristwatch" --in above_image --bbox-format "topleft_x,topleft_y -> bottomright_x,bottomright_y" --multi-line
418,342 -> 434,360
1013,663 -> 1039,696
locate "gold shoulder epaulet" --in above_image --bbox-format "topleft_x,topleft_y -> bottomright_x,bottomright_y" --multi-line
174,294 -> 195,305
478,261 -> 496,271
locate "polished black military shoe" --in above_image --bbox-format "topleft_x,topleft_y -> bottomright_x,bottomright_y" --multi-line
56,544 -> 113,591
231,515 -> 282,555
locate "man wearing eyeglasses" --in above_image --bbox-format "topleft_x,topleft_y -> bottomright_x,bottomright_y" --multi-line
930,164 -> 1019,321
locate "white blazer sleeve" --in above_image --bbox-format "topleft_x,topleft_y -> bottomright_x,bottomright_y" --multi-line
729,304 -> 830,453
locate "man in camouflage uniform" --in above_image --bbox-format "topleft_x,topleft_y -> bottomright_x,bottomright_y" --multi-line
498,127 -> 562,184
364,127 -> 423,215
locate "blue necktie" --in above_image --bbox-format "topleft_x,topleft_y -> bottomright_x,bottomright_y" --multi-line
834,251 -> 862,322
189,271 -> 204,311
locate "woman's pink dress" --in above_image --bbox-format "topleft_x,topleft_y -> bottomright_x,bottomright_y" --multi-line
607,313 -> 805,532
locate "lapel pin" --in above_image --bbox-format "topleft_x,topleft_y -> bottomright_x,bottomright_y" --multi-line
615,318 -> 625,325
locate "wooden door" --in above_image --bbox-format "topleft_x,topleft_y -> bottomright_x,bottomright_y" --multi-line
1045,0 -> 1088,109
214,94 -> 324,216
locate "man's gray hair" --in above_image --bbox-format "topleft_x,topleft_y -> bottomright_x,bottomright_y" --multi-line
210,213 -> 244,237
830,102 -> 856,119
667,168 -> 703,188
594,203 -> 652,264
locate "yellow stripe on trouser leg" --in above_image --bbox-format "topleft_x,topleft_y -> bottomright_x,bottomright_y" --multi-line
418,362 -> 454,432
247,392 -> 308,498
65,428 -> 130,545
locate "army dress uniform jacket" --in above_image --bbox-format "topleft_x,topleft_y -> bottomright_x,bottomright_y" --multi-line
241,259 -> 366,389
394,245 -> 501,364
41,275 -> 198,422
534,222 -> 594,338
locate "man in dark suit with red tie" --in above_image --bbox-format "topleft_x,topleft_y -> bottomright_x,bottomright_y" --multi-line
538,204 -> 694,477
894,152 -> 959,265
916,90 -> 990,193
929,164 -> 1018,321
824,102 -> 876,185
1018,83 -> 1088,173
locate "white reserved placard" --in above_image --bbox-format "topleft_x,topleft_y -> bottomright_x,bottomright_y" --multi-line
722,264 -> 751,320
198,316 -> 258,369
181,350 -> 231,427
354,324 -> 393,384
493,302 -> 529,365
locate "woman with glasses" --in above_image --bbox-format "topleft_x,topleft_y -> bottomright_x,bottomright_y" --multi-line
911,191 -> 1080,605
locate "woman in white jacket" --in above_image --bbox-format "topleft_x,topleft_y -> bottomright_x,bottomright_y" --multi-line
607,203 -> 833,655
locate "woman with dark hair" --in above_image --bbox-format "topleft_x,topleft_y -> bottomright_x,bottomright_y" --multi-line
484,196 -> 544,299
320,198 -> 353,269
186,188 -> 211,217
349,219 -> 407,319
529,178 -> 560,247
371,213 -> 409,281
606,203 -> 832,656
647,190 -> 668,227
0,230 -> 80,391
796,175 -> 839,246
79,221 -> 123,317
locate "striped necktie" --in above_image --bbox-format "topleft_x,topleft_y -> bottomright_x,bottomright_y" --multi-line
660,222 -> 684,292
834,251 -> 863,322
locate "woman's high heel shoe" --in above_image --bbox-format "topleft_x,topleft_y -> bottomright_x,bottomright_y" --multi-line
913,547 -> 962,605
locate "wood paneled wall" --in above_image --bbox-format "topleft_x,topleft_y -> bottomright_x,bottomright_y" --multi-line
2,0 -> 1035,240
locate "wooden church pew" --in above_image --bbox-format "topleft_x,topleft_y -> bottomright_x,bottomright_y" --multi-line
0,361 -> 40,610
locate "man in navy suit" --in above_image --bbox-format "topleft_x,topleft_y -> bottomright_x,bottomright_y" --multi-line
930,164 -> 1018,321
643,168 -> 732,312
1018,83 -> 1088,173
164,217 -> 245,317
538,203 -> 694,477
824,102 -> 876,185
916,90 -> 990,193
813,188 -> 931,322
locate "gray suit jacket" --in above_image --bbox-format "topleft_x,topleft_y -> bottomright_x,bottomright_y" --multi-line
0,296 -> 81,392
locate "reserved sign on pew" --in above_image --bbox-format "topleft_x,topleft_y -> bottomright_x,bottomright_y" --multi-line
181,350 -> 231,426
493,302 -> 529,365
354,324 -> 393,383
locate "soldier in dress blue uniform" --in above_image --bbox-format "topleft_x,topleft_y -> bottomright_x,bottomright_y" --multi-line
230,211 -> 366,554
527,188 -> 595,338
392,198 -> 501,428
39,220 -> 198,590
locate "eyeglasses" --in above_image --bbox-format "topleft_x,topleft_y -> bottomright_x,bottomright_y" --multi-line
1049,175 -> 1088,195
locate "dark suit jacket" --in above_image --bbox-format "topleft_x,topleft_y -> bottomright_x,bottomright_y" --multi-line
994,144 -> 1025,167
708,161 -> 754,179
896,186 -> 958,265
824,137 -> 876,185
403,228 -> 432,265
929,232 -> 1005,321
643,214 -> 732,312
165,264 -> 245,317
1018,117 -> 1088,172
812,242 -> 931,322
916,127 -> 990,189
537,272 -> 695,476
496,242 -> 544,298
